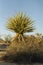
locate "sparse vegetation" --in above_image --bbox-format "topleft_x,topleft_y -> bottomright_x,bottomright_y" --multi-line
4,35 -> 12,44
0,13 -> 43,64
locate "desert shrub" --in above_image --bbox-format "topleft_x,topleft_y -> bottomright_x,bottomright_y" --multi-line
2,35 -> 43,63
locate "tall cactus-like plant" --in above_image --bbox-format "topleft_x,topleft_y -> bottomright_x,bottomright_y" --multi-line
3,13 -> 35,63
6,13 -> 34,41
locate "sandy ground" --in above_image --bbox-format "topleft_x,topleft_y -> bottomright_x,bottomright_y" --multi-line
0,62 -> 43,65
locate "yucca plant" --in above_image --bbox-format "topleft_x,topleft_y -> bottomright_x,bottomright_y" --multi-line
6,12 -> 34,42
3,14 -> 35,63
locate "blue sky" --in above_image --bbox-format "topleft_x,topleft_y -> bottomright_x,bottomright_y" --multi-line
0,0 -> 43,35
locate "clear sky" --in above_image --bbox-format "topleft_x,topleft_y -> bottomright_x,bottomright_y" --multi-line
0,0 -> 43,36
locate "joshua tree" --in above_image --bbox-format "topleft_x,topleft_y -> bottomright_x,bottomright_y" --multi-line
6,12 -> 34,42
4,13 -> 35,64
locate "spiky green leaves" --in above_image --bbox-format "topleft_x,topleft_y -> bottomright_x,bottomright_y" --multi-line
6,13 -> 34,34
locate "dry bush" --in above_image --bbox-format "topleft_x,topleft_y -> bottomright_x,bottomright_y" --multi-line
2,35 -> 43,63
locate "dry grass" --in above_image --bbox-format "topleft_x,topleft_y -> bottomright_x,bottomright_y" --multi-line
2,35 -> 43,63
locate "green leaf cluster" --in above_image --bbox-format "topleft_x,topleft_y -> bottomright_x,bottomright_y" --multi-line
7,13 -> 34,34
